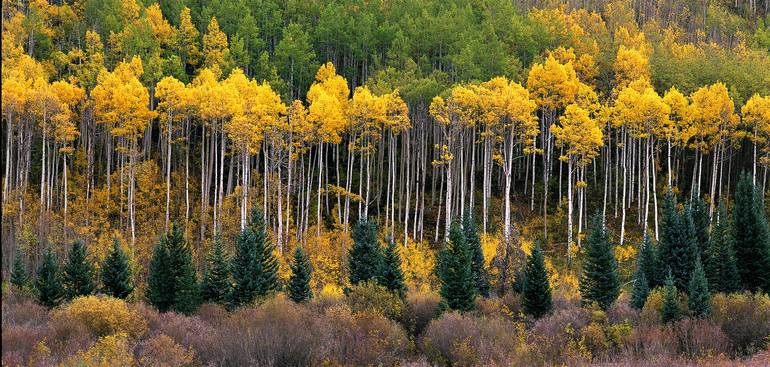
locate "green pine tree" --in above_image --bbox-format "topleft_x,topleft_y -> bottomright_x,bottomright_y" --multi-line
522,244 -> 552,319
201,236 -> 231,305
348,220 -> 383,286
689,196 -> 710,260
251,209 -> 279,297
377,238 -> 406,297
579,214 -> 620,310
436,220 -> 477,312
661,270 -> 681,324
35,248 -> 64,308
62,240 -> 96,299
166,224 -> 200,314
147,236 -> 173,312
231,226 -> 259,307
657,191 -> 698,290
10,249 -> 28,289
688,258 -> 710,318
638,234 -> 660,288
704,201 -> 740,293
463,211 -> 490,297
630,266 -> 650,310
101,238 -> 133,299
288,246 -> 313,303
732,173 -> 770,293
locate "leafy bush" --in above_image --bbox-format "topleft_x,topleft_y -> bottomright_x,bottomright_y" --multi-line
710,292 -> 770,354
61,333 -> 135,367
345,281 -> 404,320
420,312 -> 524,366
403,290 -> 441,336
135,333 -> 195,367
323,305 -> 411,366
51,295 -> 147,338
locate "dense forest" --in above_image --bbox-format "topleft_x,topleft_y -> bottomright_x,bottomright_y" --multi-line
3,0 -> 770,366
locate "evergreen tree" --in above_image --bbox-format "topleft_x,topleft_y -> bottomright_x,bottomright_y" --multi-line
201,236 -> 231,305
657,191 -> 698,290
35,248 -> 64,308
436,220 -> 477,311
704,201 -> 740,293
166,224 -> 200,314
288,246 -> 313,303
62,240 -> 96,299
147,236 -> 173,312
522,244 -> 552,319
147,224 -> 199,314
377,238 -> 406,297
10,249 -> 28,289
688,258 -> 710,318
101,238 -> 133,299
630,266 -> 649,310
689,196 -> 710,260
732,173 -> 770,293
463,211 -> 490,297
661,270 -> 681,324
231,226 -> 259,307
579,214 -> 620,310
348,220 -> 382,286
638,234 -> 660,288
251,209 -> 279,296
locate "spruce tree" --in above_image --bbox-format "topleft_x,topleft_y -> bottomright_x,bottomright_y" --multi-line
579,214 -> 620,310
689,196 -> 710,260
732,173 -> 770,293
630,266 -> 649,310
661,270 -> 681,324
147,236 -> 173,312
35,248 -> 64,308
704,201 -> 740,293
638,234 -> 660,288
101,238 -> 133,299
377,238 -> 406,297
62,240 -> 96,299
10,249 -> 28,289
688,258 -> 710,318
657,191 -> 698,290
522,244 -> 552,319
201,236 -> 231,305
463,211 -> 490,297
348,220 -> 382,286
436,220 -> 476,311
288,246 -> 313,303
231,226 -> 259,307
166,224 -> 200,314
251,209 -> 279,297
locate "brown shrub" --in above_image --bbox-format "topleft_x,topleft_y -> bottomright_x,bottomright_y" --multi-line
195,303 -> 228,325
60,333 -> 135,367
420,312 -> 523,367
345,281 -> 404,320
51,295 -> 147,338
323,305 -> 410,366
149,312 -> 215,364
607,300 -> 640,325
403,290 -> 441,336
672,318 -> 731,358
2,325 -> 53,366
135,334 -> 195,367
209,295 -> 326,366
710,292 -> 770,354
526,306 -> 593,364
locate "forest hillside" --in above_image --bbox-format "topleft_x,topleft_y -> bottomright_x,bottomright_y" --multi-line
3,0 -> 770,366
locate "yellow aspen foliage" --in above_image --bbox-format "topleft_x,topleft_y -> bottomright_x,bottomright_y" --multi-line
2,55 -> 47,123
689,83 -> 739,153
662,87 -> 692,145
552,104 -> 604,166
202,17 -> 231,76
382,91 -> 411,133
224,69 -> 286,153
614,46 -> 651,89
177,7 -> 201,68
52,295 -> 147,338
144,3 -> 175,46
307,63 -> 350,144
190,68 -> 239,125
50,80 -> 85,153
526,55 -> 582,111
349,86 -> 387,152
91,57 -> 156,144
548,47 -> 598,84
741,94 -> 770,164
613,80 -> 670,139
478,77 -> 539,149
2,12 -> 27,59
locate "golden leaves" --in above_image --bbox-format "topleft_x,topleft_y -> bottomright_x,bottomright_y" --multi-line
552,104 -> 603,166
527,55 -> 582,111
